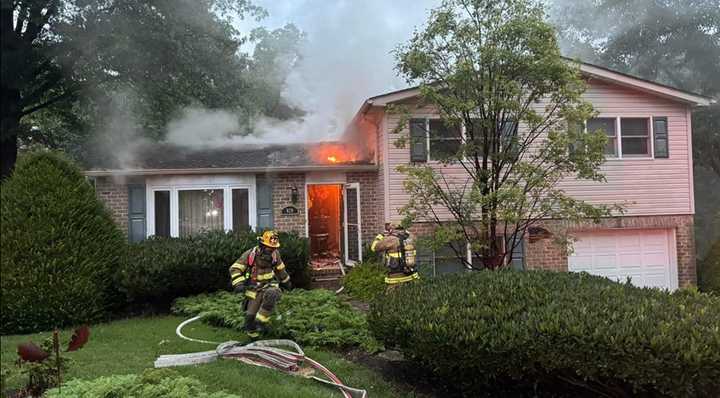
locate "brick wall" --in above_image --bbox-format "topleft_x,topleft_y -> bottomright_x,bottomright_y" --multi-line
95,176 -> 129,234
526,215 -> 696,287
408,215 -> 696,287
270,173 -> 307,235
347,171 -> 382,244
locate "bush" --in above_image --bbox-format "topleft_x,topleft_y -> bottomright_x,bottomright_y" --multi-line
699,239 -> 720,294
369,270 -> 720,397
173,290 -> 382,352
44,369 -> 241,397
1,152 -> 125,334
343,261 -> 386,301
121,230 -> 310,309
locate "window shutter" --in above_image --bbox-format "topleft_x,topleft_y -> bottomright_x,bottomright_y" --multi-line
409,118 -> 428,162
127,184 -> 146,242
653,117 -> 669,158
256,176 -> 274,231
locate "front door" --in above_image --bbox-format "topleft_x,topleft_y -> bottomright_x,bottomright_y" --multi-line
343,183 -> 362,264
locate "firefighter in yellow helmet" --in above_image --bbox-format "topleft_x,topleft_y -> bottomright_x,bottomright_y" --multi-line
228,231 -> 292,338
371,222 -> 419,289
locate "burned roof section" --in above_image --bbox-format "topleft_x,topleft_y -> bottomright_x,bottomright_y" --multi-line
83,141 -> 374,173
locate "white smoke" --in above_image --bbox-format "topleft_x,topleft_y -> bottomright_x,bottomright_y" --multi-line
164,0 -> 439,147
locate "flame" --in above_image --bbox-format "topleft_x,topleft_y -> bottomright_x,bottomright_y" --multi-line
310,142 -> 363,164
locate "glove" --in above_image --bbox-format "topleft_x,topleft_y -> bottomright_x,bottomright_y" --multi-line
280,280 -> 293,290
233,283 -> 246,294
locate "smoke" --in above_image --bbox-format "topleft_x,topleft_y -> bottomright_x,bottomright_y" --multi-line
92,90 -> 149,170
163,0 -> 438,148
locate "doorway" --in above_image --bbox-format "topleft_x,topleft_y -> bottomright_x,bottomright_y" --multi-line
307,184 -> 343,264
306,183 -> 363,269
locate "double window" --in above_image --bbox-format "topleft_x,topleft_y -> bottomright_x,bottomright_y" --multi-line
150,180 -> 255,238
410,118 -> 518,162
584,116 -> 668,159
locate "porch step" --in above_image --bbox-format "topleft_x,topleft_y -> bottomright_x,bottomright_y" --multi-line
309,267 -> 345,290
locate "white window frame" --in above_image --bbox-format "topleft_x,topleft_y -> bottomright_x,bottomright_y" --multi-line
586,115 -> 655,160
146,175 -> 256,238
425,118 -> 465,162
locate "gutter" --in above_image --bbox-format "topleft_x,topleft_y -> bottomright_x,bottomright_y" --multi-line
84,164 -> 379,177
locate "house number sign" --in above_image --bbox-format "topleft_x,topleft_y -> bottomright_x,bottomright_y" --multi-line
282,206 -> 299,215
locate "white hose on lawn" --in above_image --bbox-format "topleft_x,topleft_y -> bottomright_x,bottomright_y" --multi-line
161,314 -> 366,398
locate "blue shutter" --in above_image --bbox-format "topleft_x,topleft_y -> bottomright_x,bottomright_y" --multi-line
653,117 -> 669,158
127,184 -> 146,242
256,177 -> 274,231
410,119 -> 428,162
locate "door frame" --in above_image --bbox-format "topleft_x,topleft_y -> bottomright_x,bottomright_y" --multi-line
343,182 -> 362,266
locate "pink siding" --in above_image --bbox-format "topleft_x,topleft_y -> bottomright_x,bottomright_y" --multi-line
382,79 -> 693,222
558,79 -> 692,216
384,103 -> 473,222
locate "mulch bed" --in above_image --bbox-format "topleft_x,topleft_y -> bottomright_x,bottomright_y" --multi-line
341,348 -> 464,398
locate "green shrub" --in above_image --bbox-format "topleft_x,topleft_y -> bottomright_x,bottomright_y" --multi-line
699,239 -> 720,294
173,290 -> 382,352
121,230 -> 310,309
343,261 -> 386,301
44,369 -> 241,397
1,152 -> 125,334
369,270 -> 720,397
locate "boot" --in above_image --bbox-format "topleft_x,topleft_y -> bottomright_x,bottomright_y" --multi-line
244,314 -> 260,338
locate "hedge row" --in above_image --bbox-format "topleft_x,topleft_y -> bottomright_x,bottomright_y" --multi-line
369,270 -> 720,397
121,230 -> 311,310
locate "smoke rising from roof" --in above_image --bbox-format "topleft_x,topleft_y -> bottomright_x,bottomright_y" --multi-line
164,0 -> 438,148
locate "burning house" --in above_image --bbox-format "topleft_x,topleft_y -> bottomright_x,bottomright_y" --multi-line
87,61 -> 711,290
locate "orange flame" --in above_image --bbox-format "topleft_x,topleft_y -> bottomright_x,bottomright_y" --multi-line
310,142 -> 363,164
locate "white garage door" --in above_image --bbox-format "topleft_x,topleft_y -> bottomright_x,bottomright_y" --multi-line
568,229 -> 677,290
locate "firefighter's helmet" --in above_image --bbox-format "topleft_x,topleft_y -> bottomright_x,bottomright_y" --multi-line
259,230 -> 281,248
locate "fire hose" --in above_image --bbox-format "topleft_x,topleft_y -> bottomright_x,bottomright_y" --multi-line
154,314 -> 367,398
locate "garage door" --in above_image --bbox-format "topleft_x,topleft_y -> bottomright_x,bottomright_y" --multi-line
568,229 -> 677,290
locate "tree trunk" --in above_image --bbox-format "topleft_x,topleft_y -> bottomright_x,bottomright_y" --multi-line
1,88 -> 22,179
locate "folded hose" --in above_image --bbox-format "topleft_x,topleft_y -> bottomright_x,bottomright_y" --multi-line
155,314 -> 366,398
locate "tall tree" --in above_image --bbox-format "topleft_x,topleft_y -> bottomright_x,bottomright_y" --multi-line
0,0 -> 268,178
394,0 -> 619,268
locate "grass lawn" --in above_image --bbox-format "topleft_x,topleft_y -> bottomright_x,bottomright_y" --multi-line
1,315 -> 413,397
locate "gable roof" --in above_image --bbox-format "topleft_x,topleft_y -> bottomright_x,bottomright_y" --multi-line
365,59 -> 715,107
83,142 -> 376,176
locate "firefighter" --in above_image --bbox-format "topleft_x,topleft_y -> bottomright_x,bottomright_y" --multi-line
229,231 -> 292,338
371,222 -> 419,289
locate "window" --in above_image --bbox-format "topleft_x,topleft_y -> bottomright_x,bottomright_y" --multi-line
154,191 -> 171,238
587,117 -> 618,156
620,118 -> 651,156
179,189 -> 224,237
429,119 -> 462,160
147,177 -> 255,238
232,188 -> 250,231
434,240 -> 469,274
586,116 -> 655,158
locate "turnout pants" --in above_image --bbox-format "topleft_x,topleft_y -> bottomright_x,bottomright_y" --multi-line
244,286 -> 281,325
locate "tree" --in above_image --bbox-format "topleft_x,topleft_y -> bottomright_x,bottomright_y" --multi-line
393,0 -> 619,269
0,0 -> 272,178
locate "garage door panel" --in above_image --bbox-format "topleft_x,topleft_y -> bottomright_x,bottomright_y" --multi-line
568,229 -> 676,290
